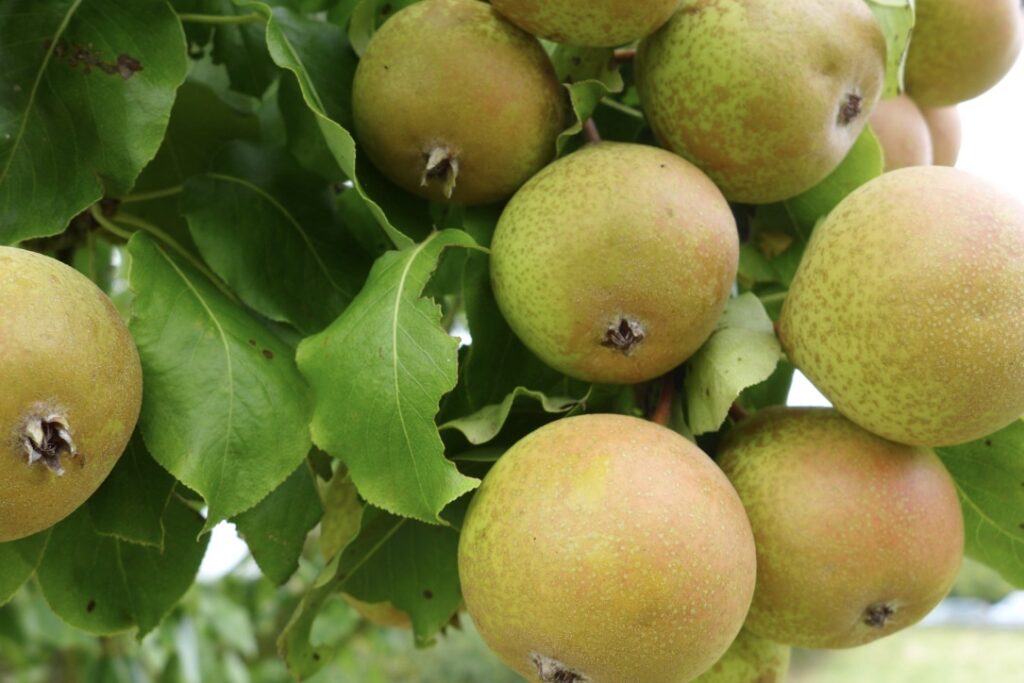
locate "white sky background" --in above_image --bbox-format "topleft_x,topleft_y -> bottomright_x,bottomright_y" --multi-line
197,54 -> 1024,582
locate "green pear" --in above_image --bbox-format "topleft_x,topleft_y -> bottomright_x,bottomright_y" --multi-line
905,0 -> 1023,107
920,105 -> 962,167
719,407 -> 964,649
779,167 -> 1024,446
491,0 -> 681,48
635,0 -> 885,204
490,142 -> 738,384
869,95 -> 933,171
459,414 -> 757,683
352,0 -> 567,205
693,629 -> 790,683
0,247 -> 142,542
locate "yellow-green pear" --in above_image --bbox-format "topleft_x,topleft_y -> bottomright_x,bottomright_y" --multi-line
869,95 -> 933,171
779,167 -> 1024,446
491,0 -> 681,47
352,0 -> 567,205
693,629 -> 790,683
635,0 -> 885,203
920,105 -> 962,167
719,408 -> 964,649
459,414 -> 757,683
341,594 -> 411,629
490,142 -> 738,384
905,0 -> 1023,107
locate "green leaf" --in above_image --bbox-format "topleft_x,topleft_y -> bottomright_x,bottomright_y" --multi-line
685,294 -> 783,435
339,507 -> 461,646
207,0 -> 278,98
35,493 -> 208,636
234,463 -> 323,585
865,0 -> 915,97
297,230 -> 483,524
237,1 -> 421,249
440,387 -> 585,446
0,0 -> 188,244
86,434 -> 177,548
784,126 -> 884,235
0,532 -> 49,606
936,421 -> 1024,588
347,0 -> 418,57
128,233 -> 313,530
319,468 -> 364,561
549,46 -> 625,153
183,142 -> 370,335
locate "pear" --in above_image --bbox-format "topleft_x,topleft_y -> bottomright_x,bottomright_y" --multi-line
920,105 -> 962,167
636,0 -> 885,204
341,594 -> 411,629
459,414 -> 757,683
352,0 -> 567,205
491,0 -> 681,48
490,142 -> 738,384
719,407 -> 964,649
905,0 -> 1023,107
869,95 -> 933,171
779,167 -> 1024,446
693,629 -> 790,683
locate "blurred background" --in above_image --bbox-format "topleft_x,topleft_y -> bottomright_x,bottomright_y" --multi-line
2,24 -> 1022,683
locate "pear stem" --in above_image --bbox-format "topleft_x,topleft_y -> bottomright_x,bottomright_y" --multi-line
583,118 -> 602,144
613,48 -> 636,63
650,377 -> 675,427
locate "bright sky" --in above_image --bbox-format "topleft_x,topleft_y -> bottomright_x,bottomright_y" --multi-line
198,53 -> 1024,582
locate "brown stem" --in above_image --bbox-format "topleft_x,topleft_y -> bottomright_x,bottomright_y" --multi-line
649,378 -> 674,427
728,403 -> 749,422
613,48 -> 636,63
583,118 -> 602,144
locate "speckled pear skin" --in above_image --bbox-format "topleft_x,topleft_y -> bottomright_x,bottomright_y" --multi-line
869,95 -> 933,171
352,0 -> 567,205
693,629 -> 790,683
718,408 -> 964,650
920,106 -> 962,167
905,0 -> 1023,107
0,247 -> 142,542
491,0 -> 682,48
779,167 -> 1024,447
635,0 -> 886,204
459,414 -> 757,683
489,142 -> 738,385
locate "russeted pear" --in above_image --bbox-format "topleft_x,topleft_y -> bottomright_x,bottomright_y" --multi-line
905,0 -> 1023,107
352,0 -> 567,205
920,105 -> 962,167
719,408 -> 964,649
779,167 -> 1024,446
490,143 -> 738,384
693,629 -> 790,683
635,0 -> 885,203
0,247 -> 142,542
459,414 -> 757,683
491,0 -> 681,48
869,95 -> 933,171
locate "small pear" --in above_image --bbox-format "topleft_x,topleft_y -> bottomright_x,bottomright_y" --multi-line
352,0 -> 567,205
869,95 -> 933,171
905,0 -> 1023,107
491,0 -> 681,47
490,142 -> 738,384
636,0 -> 885,203
719,408 -> 964,649
693,629 -> 790,683
920,105 -> 962,167
459,414 -> 757,683
779,167 -> 1024,446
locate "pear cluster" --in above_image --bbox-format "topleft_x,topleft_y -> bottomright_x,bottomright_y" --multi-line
350,1 -> 1024,681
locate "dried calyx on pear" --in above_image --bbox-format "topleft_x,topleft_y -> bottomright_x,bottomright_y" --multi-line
21,410 -> 78,475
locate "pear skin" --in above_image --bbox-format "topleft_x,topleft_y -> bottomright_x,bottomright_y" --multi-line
905,0 -> 1023,107
636,0 -> 885,204
459,414 -> 757,683
869,95 -> 933,171
719,408 -> 964,649
693,629 -> 790,683
491,0 -> 681,48
920,105 -> 962,167
352,0 -> 567,205
490,142 -> 738,384
779,167 -> 1024,446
